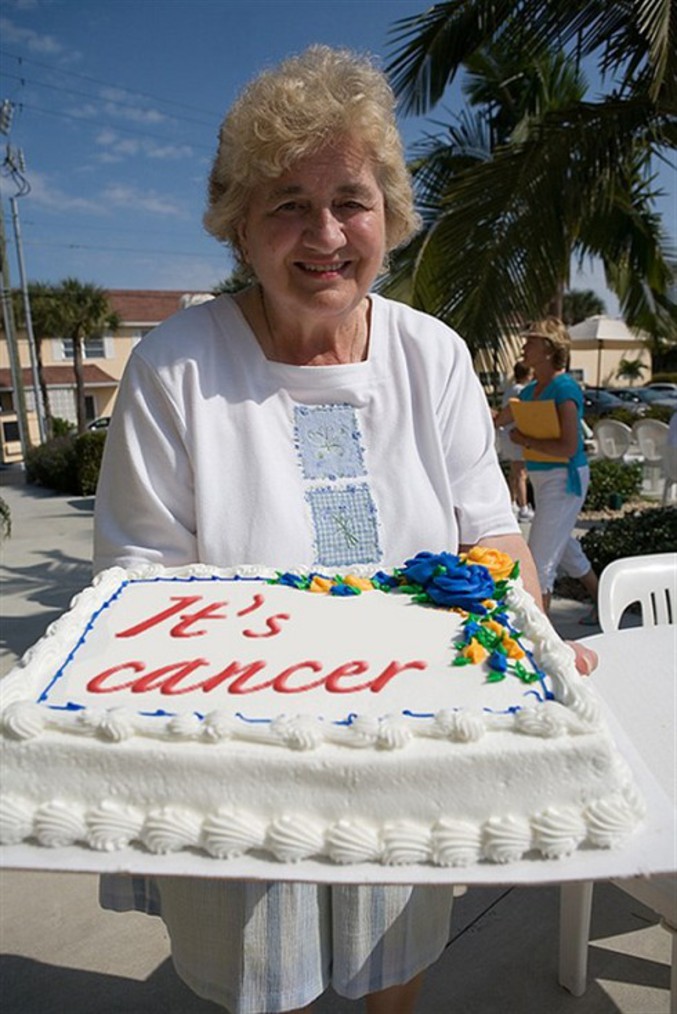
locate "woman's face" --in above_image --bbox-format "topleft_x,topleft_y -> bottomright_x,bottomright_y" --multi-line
521,334 -> 552,370
236,137 -> 387,325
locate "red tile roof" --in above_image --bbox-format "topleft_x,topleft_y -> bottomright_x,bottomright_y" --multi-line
0,365 -> 117,390
106,289 -> 214,324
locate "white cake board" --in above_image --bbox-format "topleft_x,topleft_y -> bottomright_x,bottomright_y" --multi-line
2,707 -> 674,887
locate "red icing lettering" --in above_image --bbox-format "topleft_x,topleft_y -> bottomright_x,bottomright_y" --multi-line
324,661 -> 371,693
243,613 -> 290,638
131,659 -> 212,694
116,596 -> 202,637
236,593 -> 265,617
369,660 -> 427,692
115,596 -> 230,638
272,661 -> 325,693
200,661 -> 267,693
86,661 -> 145,693
170,602 -> 230,637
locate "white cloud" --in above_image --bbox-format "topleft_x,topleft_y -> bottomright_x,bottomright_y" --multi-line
0,15 -> 65,56
101,184 -> 187,218
94,129 -> 192,162
26,170 -> 104,214
98,88 -> 167,125
20,171 -> 187,221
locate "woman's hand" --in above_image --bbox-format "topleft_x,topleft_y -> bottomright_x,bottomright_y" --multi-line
567,640 -> 598,676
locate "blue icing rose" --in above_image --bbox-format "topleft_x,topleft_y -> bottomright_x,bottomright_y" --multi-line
400,551 -> 462,587
425,562 -> 496,613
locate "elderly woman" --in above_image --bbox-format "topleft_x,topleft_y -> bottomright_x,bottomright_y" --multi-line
95,47 -> 585,1014
500,318 -> 599,617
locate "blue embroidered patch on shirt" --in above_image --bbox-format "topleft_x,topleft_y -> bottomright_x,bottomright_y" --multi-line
294,404 -> 366,480
307,484 -> 381,565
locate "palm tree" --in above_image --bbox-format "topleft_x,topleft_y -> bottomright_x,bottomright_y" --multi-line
384,1 -> 676,347
54,279 -> 119,435
616,357 -> 648,385
562,289 -> 606,326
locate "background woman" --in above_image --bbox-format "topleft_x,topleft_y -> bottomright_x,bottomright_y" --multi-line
501,318 -> 599,616
94,49 -> 589,1014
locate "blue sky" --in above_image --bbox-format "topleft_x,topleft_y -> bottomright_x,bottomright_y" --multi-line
0,0 -> 673,313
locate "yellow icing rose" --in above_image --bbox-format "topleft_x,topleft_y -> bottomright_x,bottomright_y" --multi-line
309,576 -> 334,594
465,546 -> 514,580
502,637 -> 525,660
344,575 -> 374,591
462,639 -> 489,664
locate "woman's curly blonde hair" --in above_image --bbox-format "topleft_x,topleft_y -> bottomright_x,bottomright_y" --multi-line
203,45 -> 420,259
522,317 -> 571,370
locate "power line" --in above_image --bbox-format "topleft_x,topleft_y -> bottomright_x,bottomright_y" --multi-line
17,238 -> 226,259
7,100 -> 213,151
0,68 -> 216,128
0,49 -> 222,118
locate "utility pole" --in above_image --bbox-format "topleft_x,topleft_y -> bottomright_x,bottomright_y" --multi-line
0,196 -> 30,460
2,99 -> 45,446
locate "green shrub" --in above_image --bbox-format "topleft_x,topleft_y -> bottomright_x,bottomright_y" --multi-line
75,431 -> 107,495
25,436 -> 79,493
51,417 -> 76,437
606,407 -> 640,428
644,405 -> 674,424
25,431 -> 106,495
584,458 -> 643,510
581,507 -> 677,574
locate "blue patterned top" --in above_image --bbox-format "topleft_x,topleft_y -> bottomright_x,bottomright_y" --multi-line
520,373 -> 587,493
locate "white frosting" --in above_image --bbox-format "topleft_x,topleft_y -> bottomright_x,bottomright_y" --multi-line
0,562 -> 645,866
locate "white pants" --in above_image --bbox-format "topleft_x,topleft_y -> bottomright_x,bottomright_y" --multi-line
527,466 -> 592,593
157,879 -> 454,1013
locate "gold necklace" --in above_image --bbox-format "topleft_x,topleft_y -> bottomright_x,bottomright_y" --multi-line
258,286 -> 367,364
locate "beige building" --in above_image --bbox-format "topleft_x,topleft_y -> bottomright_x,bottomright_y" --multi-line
0,290 -> 214,463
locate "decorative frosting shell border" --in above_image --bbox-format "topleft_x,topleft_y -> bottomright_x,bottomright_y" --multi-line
0,783 -> 645,865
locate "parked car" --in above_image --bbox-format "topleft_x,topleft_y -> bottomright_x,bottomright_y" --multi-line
611,388 -> 669,407
582,389 -> 643,419
87,416 -> 111,431
644,382 -> 677,394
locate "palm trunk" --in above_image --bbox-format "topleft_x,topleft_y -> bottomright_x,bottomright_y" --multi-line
73,334 -> 87,435
35,337 -> 54,440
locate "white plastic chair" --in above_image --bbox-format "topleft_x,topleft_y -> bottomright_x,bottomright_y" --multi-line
661,444 -> 677,504
592,419 -> 633,461
559,553 -> 677,1007
598,552 -> 677,631
633,419 -> 670,492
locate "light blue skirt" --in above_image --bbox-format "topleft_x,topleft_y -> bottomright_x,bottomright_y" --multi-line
101,876 -> 454,1012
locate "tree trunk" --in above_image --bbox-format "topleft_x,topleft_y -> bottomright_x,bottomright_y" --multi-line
35,337 -> 54,440
73,335 -> 87,435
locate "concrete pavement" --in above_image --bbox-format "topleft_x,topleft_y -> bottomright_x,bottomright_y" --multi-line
0,472 -> 672,1012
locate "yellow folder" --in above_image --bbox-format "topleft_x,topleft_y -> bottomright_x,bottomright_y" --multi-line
508,398 -> 568,462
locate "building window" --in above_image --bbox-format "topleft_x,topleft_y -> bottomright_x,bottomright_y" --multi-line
61,336 -> 106,359
2,420 -> 20,442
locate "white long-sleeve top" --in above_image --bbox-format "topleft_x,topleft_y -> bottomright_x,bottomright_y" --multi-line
94,292 -> 518,572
